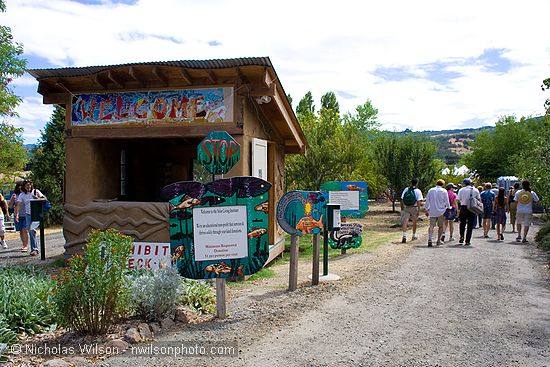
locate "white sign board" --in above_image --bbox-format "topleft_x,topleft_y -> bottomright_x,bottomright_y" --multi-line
252,138 -> 268,179
193,206 -> 248,261
328,191 -> 360,211
128,242 -> 171,270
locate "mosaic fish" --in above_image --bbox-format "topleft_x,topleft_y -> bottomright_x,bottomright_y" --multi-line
254,201 -> 269,214
248,228 -> 268,238
295,215 -> 324,234
346,184 -> 365,191
204,262 -> 232,275
172,195 -> 200,211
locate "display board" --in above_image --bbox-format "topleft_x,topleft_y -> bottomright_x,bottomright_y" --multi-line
320,181 -> 369,218
276,191 -> 326,236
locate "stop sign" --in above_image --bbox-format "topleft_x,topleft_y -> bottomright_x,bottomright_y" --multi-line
197,131 -> 241,174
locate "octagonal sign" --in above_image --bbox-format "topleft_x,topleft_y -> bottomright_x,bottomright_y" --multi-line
197,131 -> 241,174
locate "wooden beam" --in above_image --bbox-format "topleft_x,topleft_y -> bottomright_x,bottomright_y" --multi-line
205,70 -> 216,84
152,67 -> 168,86
273,91 -> 306,153
107,71 -> 124,88
94,74 -> 108,89
248,82 -> 276,96
128,66 -> 146,88
44,93 -> 70,105
180,68 -> 193,85
236,67 -> 248,84
261,67 -> 272,89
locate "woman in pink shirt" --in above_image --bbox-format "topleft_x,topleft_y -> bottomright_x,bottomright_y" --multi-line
442,183 -> 458,242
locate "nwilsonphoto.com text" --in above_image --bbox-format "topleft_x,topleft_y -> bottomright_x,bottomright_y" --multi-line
9,341 -> 238,358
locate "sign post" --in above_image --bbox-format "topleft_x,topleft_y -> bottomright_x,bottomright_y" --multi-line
30,200 -> 45,261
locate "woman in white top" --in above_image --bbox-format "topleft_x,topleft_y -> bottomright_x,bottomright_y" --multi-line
513,179 -> 539,243
15,180 -> 47,256
8,181 -> 29,252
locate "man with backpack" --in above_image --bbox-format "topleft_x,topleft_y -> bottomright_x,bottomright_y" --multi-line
400,178 -> 424,243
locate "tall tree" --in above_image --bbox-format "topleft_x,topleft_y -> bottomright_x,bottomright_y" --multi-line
464,115 -> 537,181
29,105 -> 66,225
0,0 -> 27,117
542,77 -> 550,116
342,99 -> 380,133
320,91 -> 339,114
0,121 -> 26,185
373,133 -> 438,211
296,91 -> 315,116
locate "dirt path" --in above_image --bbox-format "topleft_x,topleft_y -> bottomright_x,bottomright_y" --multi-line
106,224 -> 550,367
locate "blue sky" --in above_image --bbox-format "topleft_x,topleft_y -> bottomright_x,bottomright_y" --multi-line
1,0 -> 549,143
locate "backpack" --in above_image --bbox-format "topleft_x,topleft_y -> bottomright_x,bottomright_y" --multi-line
403,187 -> 417,206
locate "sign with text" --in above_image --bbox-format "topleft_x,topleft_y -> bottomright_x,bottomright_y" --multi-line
329,191 -> 359,211
128,242 -> 171,270
197,131 -> 241,174
71,88 -> 234,126
320,181 -> 369,218
193,206 -> 248,261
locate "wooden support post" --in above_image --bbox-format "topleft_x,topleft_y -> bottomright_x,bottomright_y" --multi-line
312,233 -> 320,285
288,235 -> 299,291
216,278 -> 227,319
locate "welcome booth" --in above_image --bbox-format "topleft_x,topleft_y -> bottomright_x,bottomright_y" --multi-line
28,57 -> 307,262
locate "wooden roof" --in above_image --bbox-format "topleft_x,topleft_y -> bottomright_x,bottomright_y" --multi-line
28,57 -> 306,154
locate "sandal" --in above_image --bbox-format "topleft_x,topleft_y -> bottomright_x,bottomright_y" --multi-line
21,247 -> 28,252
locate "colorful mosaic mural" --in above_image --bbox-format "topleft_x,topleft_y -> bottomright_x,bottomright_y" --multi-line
328,223 -> 363,250
276,191 -> 326,236
160,177 -> 271,279
320,181 -> 369,218
71,87 -> 234,126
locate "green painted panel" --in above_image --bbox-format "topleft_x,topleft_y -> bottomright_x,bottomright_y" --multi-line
197,131 -> 240,174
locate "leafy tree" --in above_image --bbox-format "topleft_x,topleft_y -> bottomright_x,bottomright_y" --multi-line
296,91 -> 315,116
0,121 -> 26,185
29,106 -> 66,225
373,133 -> 438,211
0,0 -> 27,117
463,115 -> 537,181
342,99 -> 380,133
516,117 -> 550,209
320,91 -> 339,114
542,77 -> 550,116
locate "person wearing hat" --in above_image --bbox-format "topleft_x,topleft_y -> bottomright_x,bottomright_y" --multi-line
456,178 -> 481,246
442,183 -> 458,242
513,179 -> 540,243
424,179 -> 451,246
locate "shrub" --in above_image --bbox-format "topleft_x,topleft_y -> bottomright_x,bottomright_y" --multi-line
54,229 -> 133,334
130,267 -> 181,322
179,279 -> 216,315
0,266 -> 57,335
535,221 -> 550,244
0,318 -> 17,362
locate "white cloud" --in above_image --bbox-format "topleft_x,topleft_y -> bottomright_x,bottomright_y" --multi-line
1,0 -> 549,143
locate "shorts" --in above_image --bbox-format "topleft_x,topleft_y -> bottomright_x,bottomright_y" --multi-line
483,206 -> 492,219
401,206 -> 419,225
15,216 -> 26,231
444,207 -> 457,221
429,215 -> 445,228
515,212 -> 533,227
0,215 -> 4,235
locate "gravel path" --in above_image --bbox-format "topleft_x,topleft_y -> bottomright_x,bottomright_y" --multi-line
106,225 -> 550,367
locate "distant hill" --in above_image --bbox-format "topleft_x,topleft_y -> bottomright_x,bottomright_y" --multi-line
399,126 -> 495,165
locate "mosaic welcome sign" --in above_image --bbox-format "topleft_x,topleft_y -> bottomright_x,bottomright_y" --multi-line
320,181 -> 369,218
160,177 -> 271,279
276,191 -> 326,236
71,87 -> 234,126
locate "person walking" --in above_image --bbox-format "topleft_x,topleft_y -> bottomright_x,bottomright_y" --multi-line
442,183 -> 458,242
456,178 -> 480,246
424,179 -> 451,247
480,183 -> 496,238
493,187 -> 508,241
14,180 -> 47,256
0,192 -> 9,249
514,179 -> 539,243
508,182 -> 520,233
8,181 -> 28,252
400,178 -> 424,243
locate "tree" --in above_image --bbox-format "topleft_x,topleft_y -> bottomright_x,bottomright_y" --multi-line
320,91 -> 339,114
342,99 -> 380,133
0,121 -> 26,185
29,105 -> 66,225
296,91 -> 315,116
0,0 -> 27,117
464,115 -> 539,182
373,133 -> 438,211
542,77 -> 550,116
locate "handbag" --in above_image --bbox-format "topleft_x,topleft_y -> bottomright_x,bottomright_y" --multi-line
467,188 -> 483,215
